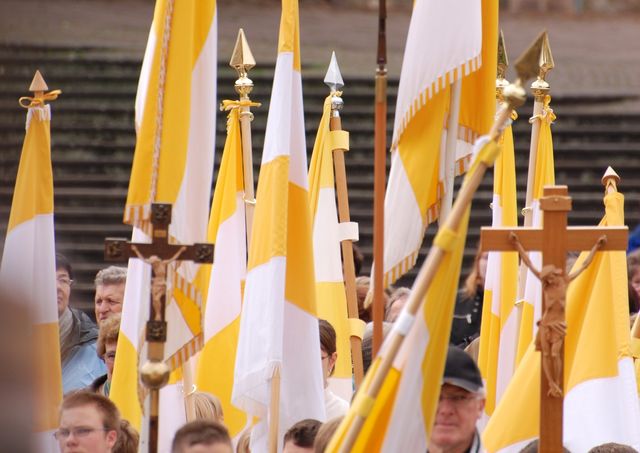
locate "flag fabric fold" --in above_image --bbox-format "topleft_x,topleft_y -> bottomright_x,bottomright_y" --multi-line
0,100 -> 62,453
196,104 -> 248,438
327,138 -> 498,452
382,0 -> 497,287
308,94 -> 353,401
483,190 -> 640,452
111,0 -> 217,444
477,112 -> 519,418
516,95 -> 556,363
232,0 -> 326,450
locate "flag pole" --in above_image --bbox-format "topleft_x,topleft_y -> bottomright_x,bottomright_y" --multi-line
440,79 -> 462,222
183,359 -> 197,421
268,367 -> 281,453
336,36 -> 543,450
338,94 -> 525,453
324,52 -> 365,389
517,31 -> 553,321
494,30 -> 521,351
372,0 -> 387,357
230,29 -> 258,243
184,28 -> 258,428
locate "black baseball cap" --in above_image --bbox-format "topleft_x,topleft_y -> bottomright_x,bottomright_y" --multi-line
442,346 -> 484,394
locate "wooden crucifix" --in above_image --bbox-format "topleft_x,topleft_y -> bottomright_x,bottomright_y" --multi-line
104,203 -> 213,453
480,185 -> 627,452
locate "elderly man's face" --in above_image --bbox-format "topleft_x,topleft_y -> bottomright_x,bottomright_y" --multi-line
430,384 -> 484,452
94,283 -> 125,324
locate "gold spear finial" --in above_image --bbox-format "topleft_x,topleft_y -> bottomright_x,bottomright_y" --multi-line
496,30 -> 509,99
602,166 -> 620,194
29,70 -> 48,95
497,30 -> 509,81
514,31 -> 546,86
531,31 -> 554,95
230,29 -> 256,99
502,32 -> 544,110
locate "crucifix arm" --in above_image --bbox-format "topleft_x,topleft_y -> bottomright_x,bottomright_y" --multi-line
567,235 -> 607,281
165,246 -> 187,264
509,232 -> 542,279
130,245 -> 188,265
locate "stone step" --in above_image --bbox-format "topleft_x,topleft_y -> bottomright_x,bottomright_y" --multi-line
2,44 -> 640,308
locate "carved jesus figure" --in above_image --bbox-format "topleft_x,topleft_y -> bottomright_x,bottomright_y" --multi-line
509,232 -> 606,397
131,245 -> 187,321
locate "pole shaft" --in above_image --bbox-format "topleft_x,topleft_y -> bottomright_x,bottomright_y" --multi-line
330,114 -> 365,389
372,71 -> 387,357
182,359 -> 196,421
268,367 -> 281,453
440,78 -> 462,223
149,390 -> 160,453
239,95 -> 256,247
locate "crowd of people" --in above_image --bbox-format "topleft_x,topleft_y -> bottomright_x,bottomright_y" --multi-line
50,241 -> 640,452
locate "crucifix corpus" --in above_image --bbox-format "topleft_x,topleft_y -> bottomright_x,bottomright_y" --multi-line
480,184 -> 627,452
104,203 -> 214,453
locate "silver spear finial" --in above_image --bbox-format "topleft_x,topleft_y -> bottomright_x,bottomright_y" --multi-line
324,51 -> 344,114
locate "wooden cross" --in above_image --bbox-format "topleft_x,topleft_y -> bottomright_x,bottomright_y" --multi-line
480,185 -> 627,452
104,203 -> 213,453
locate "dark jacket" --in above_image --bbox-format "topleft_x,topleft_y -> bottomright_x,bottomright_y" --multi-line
450,288 -> 483,347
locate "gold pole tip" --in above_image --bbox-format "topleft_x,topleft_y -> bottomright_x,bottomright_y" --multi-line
539,31 -> 554,73
514,30 -> 546,85
230,28 -> 256,73
29,70 -> 48,92
497,30 -> 509,80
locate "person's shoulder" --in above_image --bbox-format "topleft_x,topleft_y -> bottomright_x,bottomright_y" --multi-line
70,307 -> 99,342
87,374 -> 108,393
62,346 -> 107,393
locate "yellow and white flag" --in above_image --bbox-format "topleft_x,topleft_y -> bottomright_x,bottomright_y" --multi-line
516,95 -> 555,363
483,190 -> 640,452
382,0 -> 497,286
196,103 -> 248,438
327,139 -> 499,452
111,0 -> 217,443
308,94 -> 353,401
232,0 -> 326,450
477,114 -> 519,417
0,88 -> 62,452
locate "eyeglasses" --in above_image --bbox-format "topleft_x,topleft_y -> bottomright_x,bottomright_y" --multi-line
438,393 -> 479,405
56,277 -> 74,286
54,427 -> 108,440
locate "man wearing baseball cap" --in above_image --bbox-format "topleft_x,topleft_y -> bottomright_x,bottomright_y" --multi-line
429,346 -> 485,453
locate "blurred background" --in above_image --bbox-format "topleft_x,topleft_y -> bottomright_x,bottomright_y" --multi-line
0,0 -> 639,314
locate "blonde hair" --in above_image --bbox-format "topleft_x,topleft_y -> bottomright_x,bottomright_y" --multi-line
314,417 -> 343,453
464,245 -> 486,299
236,429 -> 251,453
113,419 -> 139,453
192,391 -> 224,423
97,314 -> 121,358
